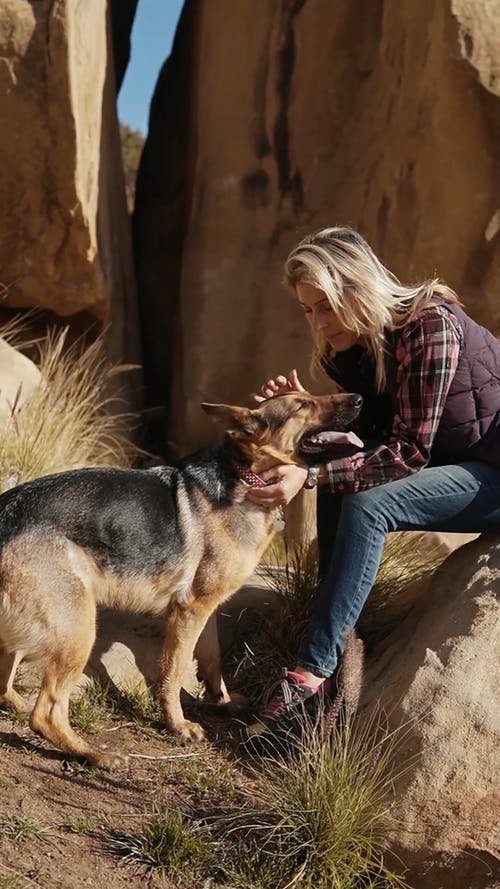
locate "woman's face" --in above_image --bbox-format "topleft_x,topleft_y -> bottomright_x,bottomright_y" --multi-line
296,282 -> 361,352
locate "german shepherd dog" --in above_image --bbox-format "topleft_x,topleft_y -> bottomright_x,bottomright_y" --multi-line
0,391 -> 362,767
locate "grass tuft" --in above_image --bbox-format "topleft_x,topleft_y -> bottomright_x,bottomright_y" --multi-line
105,809 -> 213,878
261,539 -> 318,657
0,326 -> 138,492
0,876 -> 24,889
230,540 -> 317,700
0,813 -> 49,843
216,712 -> 412,889
66,815 -> 94,835
70,679 -> 163,736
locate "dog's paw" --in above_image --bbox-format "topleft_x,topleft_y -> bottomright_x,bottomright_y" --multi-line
0,691 -> 29,713
175,719 -> 206,743
204,690 -> 248,714
91,749 -> 129,770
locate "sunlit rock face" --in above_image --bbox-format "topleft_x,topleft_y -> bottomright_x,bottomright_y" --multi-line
134,0 -> 500,453
362,534 -> 500,889
0,338 -> 40,416
0,0 -> 140,390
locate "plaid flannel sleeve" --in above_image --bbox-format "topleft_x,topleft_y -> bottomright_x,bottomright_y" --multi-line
324,308 -> 462,493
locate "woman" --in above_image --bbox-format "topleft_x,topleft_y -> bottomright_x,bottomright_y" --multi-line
245,225 -> 500,750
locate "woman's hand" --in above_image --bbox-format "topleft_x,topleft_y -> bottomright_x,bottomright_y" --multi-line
245,464 -> 308,507
253,368 -> 305,402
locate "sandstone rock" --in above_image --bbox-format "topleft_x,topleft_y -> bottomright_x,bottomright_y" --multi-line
0,338 -> 40,415
135,0 -> 500,453
359,530 -> 479,642
361,534 -> 500,888
0,0 -> 141,405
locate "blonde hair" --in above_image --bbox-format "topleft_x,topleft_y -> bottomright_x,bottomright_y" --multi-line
284,226 -> 460,392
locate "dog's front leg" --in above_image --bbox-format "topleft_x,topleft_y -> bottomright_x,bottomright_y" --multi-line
159,598 -> 211,741
0,648 -> 27,712
195,614 -> 247,712
194,613 -> 229,705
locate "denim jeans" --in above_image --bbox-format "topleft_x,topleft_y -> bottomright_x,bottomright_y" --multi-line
296,461 -> 500,677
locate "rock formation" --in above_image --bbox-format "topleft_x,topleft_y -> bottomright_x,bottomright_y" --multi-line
362,534 -> 500,889
0,0 -> 141,404
110,0 -> 139,91
135,0 -> 500,453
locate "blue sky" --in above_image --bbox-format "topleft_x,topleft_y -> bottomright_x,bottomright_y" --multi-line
117,0 -> 184,134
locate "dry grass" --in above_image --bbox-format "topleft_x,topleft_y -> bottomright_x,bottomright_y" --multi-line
100,709 -> 412,888
0,813 -> 49,843
228,540 -> 317,700
0,324 -> 139,491
214,711 -> 413,889
261,539 -> 318,656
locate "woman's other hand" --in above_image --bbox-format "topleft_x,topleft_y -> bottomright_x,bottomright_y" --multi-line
253,368 -> 305,402
245,464 -> 308,507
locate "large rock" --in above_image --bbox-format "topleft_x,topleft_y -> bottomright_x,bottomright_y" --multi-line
110,0 -> 139,91
0,338 -> 40,416
0,0 -> 141,401
361,534 -> 500,888
135,0 -> 500,453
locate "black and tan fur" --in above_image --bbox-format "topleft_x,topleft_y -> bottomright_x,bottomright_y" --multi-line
0,391 -> 361,767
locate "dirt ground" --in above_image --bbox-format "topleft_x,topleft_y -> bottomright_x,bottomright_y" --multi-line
0,703 -> 247,889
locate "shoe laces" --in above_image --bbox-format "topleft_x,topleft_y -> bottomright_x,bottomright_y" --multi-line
261,671 -> 311,721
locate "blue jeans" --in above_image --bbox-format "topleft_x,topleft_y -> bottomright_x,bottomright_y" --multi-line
296,461 -> 500,677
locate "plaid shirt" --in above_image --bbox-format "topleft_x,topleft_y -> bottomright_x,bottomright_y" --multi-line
326,306 -> 463,493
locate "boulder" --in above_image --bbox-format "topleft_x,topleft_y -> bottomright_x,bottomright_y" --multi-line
361,534 -> 500,888
0,338 -> 40,416
135,0 -> 500,453
0,0 -> 141,405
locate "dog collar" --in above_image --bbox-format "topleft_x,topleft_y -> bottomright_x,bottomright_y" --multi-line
234,462 -> 286,532
233,463 -> 268,488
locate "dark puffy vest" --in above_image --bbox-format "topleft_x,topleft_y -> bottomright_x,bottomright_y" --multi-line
323,301 -> 500,470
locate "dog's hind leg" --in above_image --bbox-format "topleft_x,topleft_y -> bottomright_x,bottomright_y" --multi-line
29,598 -> 125,769
0,648 -> 27,712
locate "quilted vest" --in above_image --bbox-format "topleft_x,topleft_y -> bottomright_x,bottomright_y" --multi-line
323,301 -> 500,470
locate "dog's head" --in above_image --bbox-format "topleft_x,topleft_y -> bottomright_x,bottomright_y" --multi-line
202,390 -> 363,468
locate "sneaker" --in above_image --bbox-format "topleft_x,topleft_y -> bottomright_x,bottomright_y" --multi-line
242,670 -> 330,757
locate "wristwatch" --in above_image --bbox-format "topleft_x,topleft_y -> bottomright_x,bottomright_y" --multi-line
304,466 -> 320,489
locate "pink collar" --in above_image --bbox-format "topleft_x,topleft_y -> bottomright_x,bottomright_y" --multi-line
233,463 -> 268,488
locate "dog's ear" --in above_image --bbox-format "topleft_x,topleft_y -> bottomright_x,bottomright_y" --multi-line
201,403 -> 268,436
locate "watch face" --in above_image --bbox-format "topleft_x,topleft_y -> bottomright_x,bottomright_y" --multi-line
305,467 -> 319,489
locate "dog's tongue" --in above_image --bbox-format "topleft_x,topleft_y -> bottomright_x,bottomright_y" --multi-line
310,431 -> 364,448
